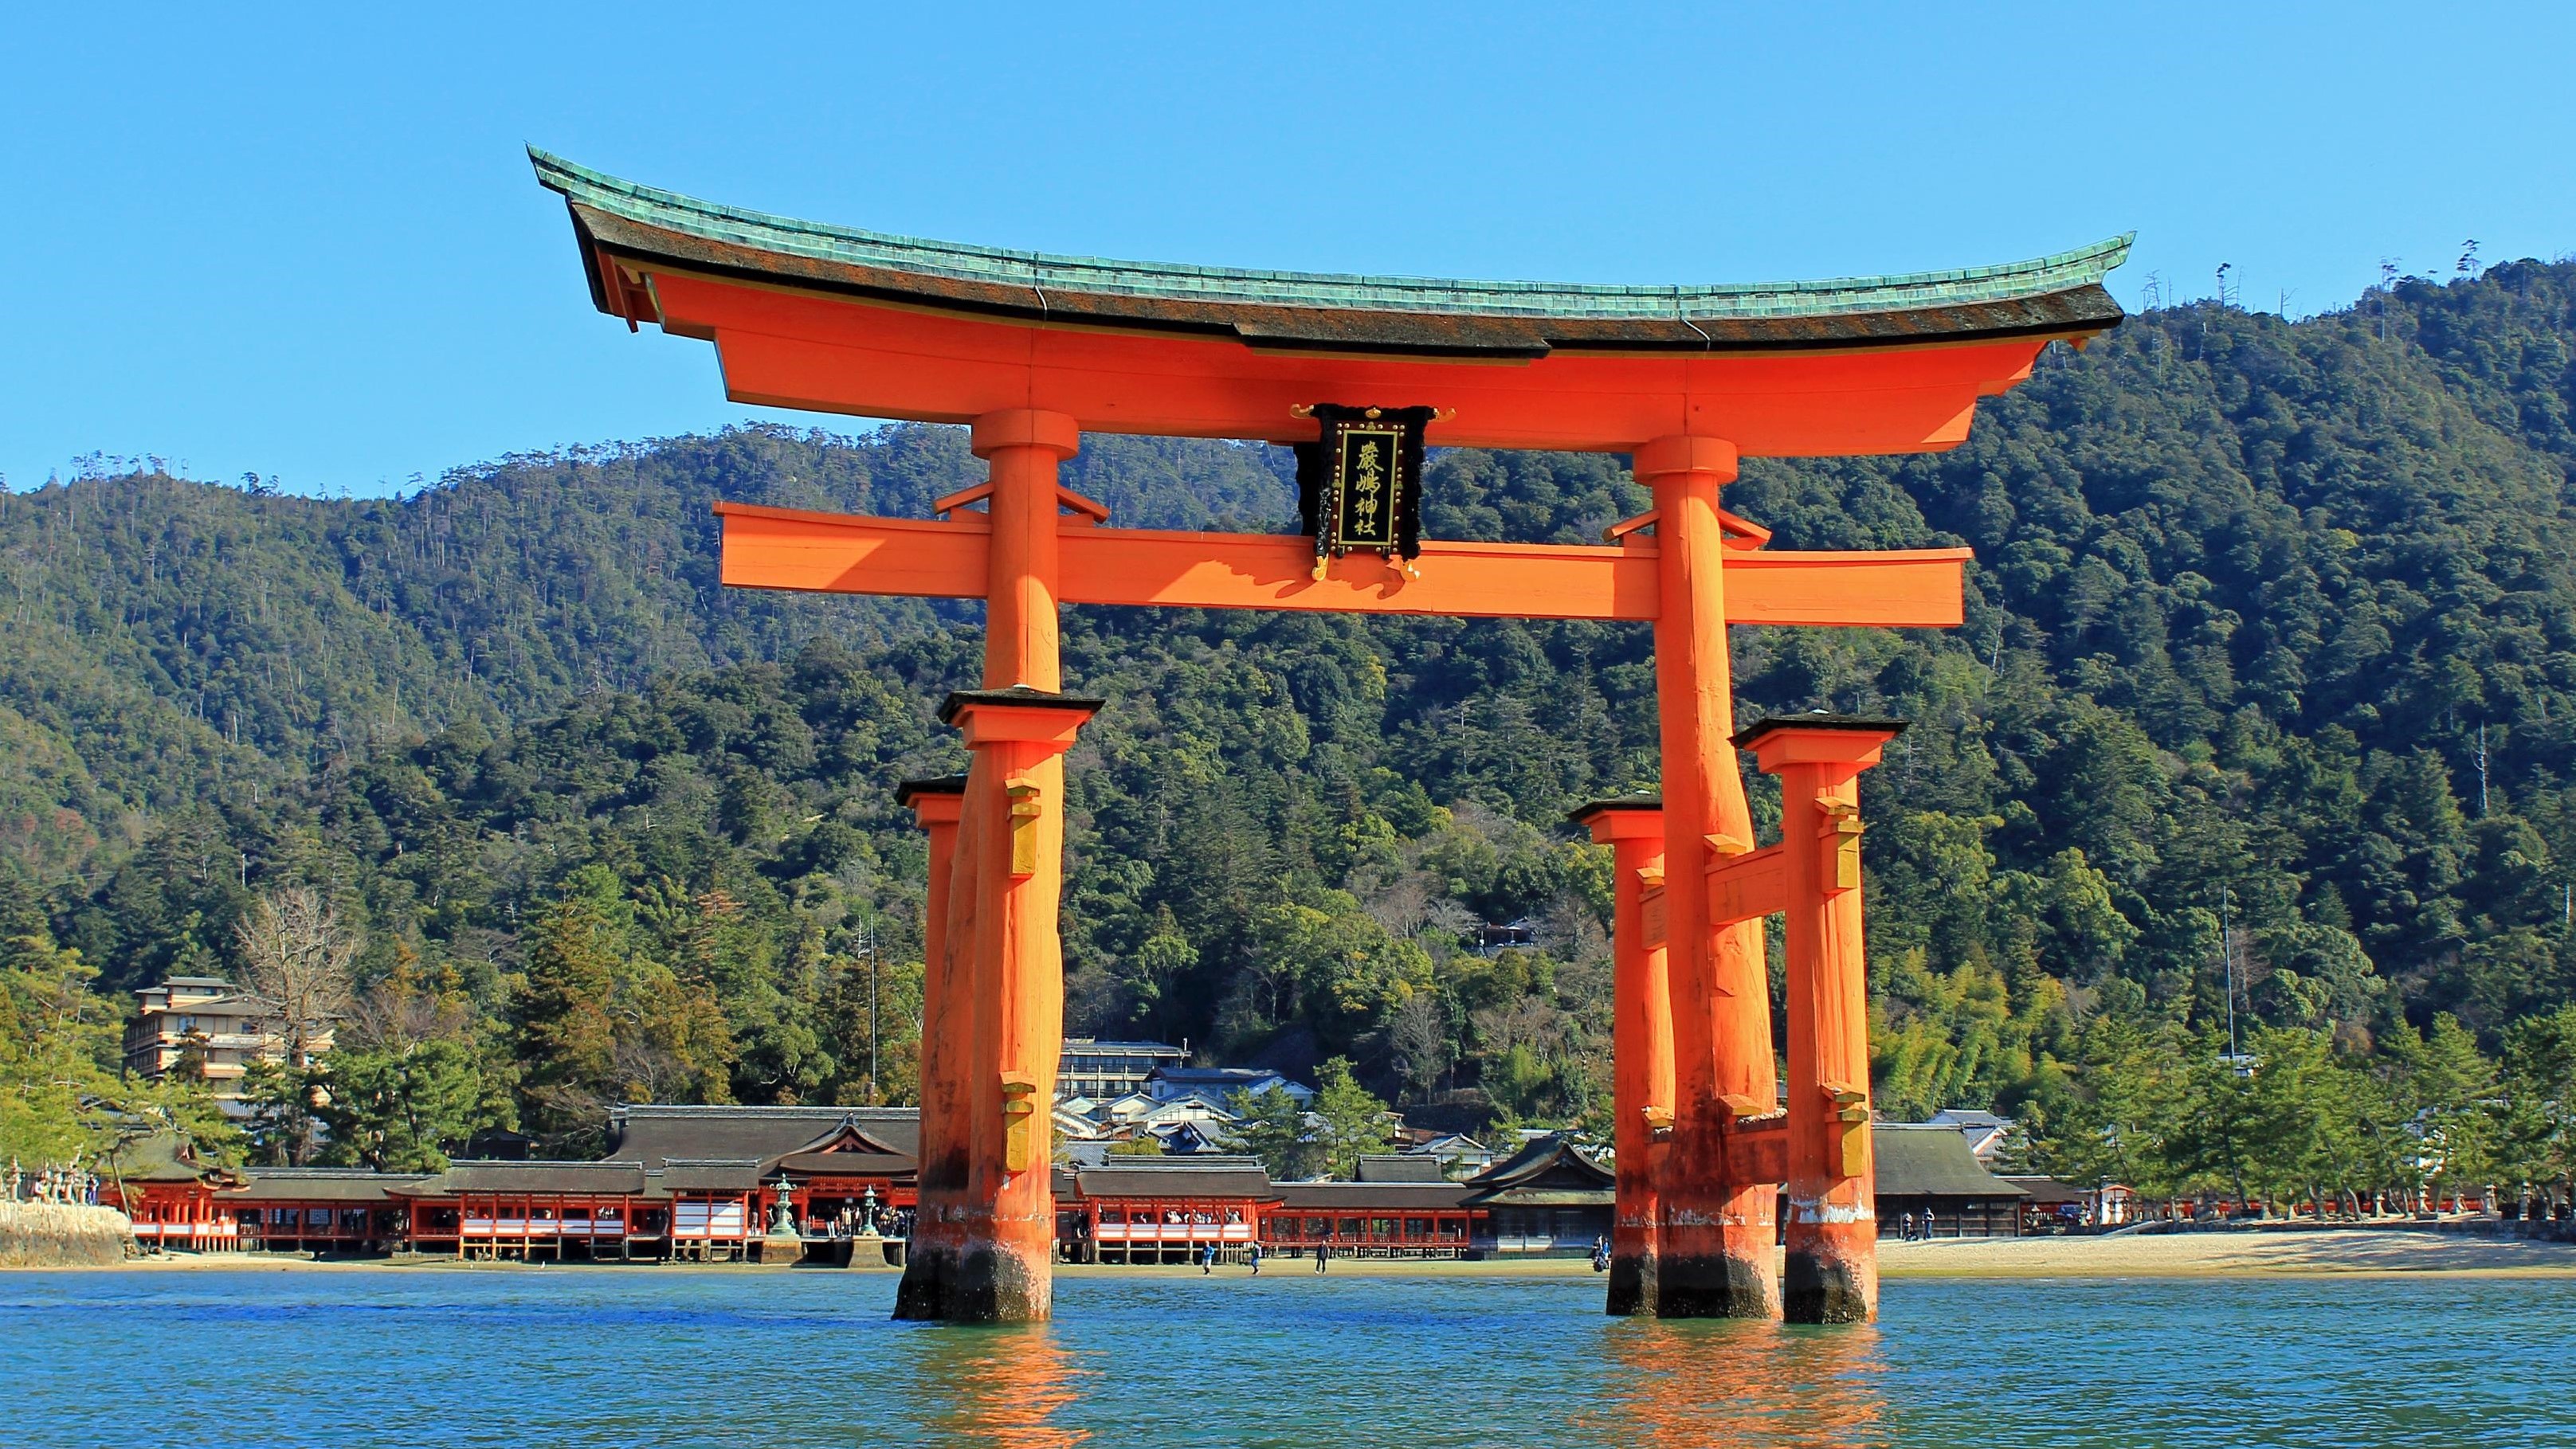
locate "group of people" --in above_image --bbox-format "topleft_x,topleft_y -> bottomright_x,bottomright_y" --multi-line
1174,1241 -> 1377,1275
1895,1211 -> 1941,1241
817,1205 -> 910,1240
1195,1241 -> 1266,1275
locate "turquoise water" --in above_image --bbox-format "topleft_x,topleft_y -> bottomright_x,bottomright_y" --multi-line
6,1267 -> 2570,1446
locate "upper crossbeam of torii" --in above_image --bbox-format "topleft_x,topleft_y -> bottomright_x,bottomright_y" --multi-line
532,149 -> 2127,1326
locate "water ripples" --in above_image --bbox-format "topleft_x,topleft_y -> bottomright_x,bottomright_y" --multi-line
3,1268 -> 2569,1447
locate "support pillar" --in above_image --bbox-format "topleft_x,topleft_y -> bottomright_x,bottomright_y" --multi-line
894,773 -> 967,1279
1742,714 -> 1904,1324
1636,434 -> 1779,1318
896,408 -> 1088,1323
1572,797 -> 1671,1317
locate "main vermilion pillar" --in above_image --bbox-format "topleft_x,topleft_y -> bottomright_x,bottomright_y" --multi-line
974,408 -> 1076,694
1742,715 -> 1904,1324
916,687 -> 1096,1319
896,409 -> 1091,1323
1636,434 -> 1780,1319
1572,798 -> 1672,1316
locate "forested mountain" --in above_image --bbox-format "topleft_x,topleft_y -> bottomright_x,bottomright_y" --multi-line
5,260 -> 2574,1189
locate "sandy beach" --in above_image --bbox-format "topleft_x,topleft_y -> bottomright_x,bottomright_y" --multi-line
53,1226 -> 2576,1280
1057,1230 -> 2576,1280
1876,1226 -> 2576,1279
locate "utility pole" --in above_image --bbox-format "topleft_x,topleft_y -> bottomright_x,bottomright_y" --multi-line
861,921 -> 880,1105
2219,886 -> 2239,1063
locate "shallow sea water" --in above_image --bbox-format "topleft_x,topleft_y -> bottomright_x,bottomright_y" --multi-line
5,1266 -> 2570,1447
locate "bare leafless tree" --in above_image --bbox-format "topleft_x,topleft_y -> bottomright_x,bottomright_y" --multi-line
234,887 -> 359,1069
1421,898 -> 1478,943
1472,997 -> 1567,1060
344,973 -> 472,1052
1388,991 -> 1453,1102
1358,869 -> 1435,939
1539,892 -> 1609,965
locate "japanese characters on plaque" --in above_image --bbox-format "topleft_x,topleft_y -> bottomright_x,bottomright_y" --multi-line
1294,404 -> 1433,578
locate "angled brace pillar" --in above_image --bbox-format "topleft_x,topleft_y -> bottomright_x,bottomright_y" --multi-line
1739,714 -> 1906,1325
1572,797 -> 1671,1316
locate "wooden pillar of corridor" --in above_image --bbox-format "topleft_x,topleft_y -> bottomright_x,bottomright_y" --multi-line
894,409 -> 1100,1323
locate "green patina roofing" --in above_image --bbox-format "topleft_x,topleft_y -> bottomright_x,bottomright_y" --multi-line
1872,1126 -> 2029,1198
531,148 -> 2129,324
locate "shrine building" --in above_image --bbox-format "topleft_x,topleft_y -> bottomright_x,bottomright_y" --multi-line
108,1108 -> 2030,1263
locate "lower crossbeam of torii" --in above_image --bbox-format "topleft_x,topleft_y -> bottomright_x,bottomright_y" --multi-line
531,148 -> 2128,1323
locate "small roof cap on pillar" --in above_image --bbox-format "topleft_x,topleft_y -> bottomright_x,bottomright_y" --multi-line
1555,793 -> 1659,839
894,774 -> 969,806
1567,795 -> 1662,824
935,684 -> 1109,726
1731,711 -> 1909,751
1570,796 -> 1664,843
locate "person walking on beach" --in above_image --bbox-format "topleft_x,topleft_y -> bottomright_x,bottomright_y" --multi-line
1249,1242 -> 1263,1275
1202,1241 -> 1217,1274
1315,1241 -> 1330,1274
1901,1211 -> 1915,1242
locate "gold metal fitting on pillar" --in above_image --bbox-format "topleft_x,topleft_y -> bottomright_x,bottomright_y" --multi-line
1007,782 -> 1043,878
1000,1074 -> 1041,1172
1818,800 -> 1864,890
1825,1081 -> 1871,1176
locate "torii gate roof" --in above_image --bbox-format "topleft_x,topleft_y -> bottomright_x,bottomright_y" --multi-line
535,149 -> 2125,358
533,149 -> 2127,454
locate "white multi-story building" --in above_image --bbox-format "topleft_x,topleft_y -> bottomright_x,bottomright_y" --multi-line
1056,1039 -> 1187,1101
124,977 -> 323,1103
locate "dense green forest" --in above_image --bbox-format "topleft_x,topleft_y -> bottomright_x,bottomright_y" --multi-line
5,260 -> 2575,1199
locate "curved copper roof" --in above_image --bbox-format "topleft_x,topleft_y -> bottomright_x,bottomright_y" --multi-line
533,149 -> 2127,359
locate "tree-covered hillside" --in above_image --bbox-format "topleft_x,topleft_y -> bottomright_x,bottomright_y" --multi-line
5,260 -> 2574,1185
0,428 -> 1294,870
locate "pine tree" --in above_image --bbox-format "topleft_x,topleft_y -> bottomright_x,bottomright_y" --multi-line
1312,1056 -> 1393,1179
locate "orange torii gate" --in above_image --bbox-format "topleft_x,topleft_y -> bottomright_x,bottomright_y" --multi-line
532,150 -> 2127,1323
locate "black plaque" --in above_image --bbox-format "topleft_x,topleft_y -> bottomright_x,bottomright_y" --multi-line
1295,404 -> 1433,574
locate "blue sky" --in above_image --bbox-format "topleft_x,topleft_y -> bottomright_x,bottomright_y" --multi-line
6,2 -> 2570,495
